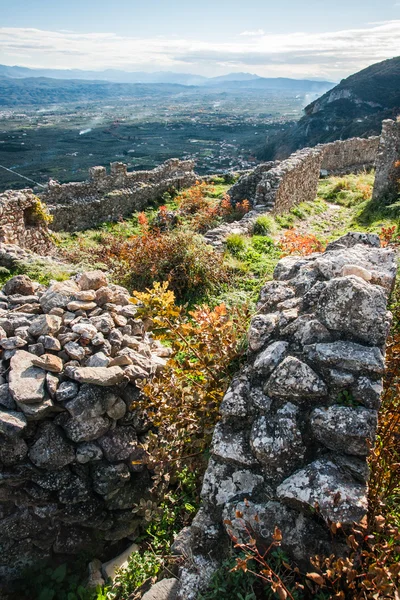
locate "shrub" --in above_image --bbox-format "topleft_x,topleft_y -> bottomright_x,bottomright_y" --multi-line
226,233 -> 246,256
279,230 -> 325,256
253,215 -> 274,236
95,229 -> 229,302
130,282 -> 249,479
251,235 -> 275,254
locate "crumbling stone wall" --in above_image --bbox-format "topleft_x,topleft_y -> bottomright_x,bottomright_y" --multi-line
0,271 -> 169,582
228,135 -> 380,211
372,119 -> 400,204
0,190 -> 53,254
319,136 -> 379,174
41,159 -> 197,231
259,148 -> 323,214
228,162 -> 280,205
177,233 -> 397,599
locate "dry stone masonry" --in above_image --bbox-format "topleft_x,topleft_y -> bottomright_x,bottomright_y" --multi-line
205,134 -> 380,249
176,233 -> 397,600
40,159 -> 197,231
0,189 -> 53,255
0,271 -> 170,582
372,118 -> 400,203
318,136 -> 380,174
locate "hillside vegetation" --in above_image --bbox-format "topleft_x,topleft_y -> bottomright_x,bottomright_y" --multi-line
2,173 -> 400,600
260,56 -> 400,160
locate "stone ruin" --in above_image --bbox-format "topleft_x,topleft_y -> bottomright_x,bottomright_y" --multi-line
176,233 -> 397,599
40,159 -> 197,231
0,270 -> 170,583
0,189 -> 53,255
372,118 -> 400,203
229,135 -> 380,211
205,132 -> 383,250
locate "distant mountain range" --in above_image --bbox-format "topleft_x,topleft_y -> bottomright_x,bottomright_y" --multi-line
261,56 -> 400,159
0,63 -> 334,95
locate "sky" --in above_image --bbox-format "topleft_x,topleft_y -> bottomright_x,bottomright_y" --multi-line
0,0 -> 399,80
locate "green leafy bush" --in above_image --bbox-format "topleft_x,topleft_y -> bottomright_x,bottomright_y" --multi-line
226,233 -> 246,256
253,215 -> 274,236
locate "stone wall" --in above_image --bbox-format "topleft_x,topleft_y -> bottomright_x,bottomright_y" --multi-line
0,190 -> 53,255
372,119 -> 400,203
227,135 -> 380,211
0,271 -> 169,582
177,233 -> 397,599
319,136 -> 379,174
258,148 -> 323,214
40,159 -> 197,232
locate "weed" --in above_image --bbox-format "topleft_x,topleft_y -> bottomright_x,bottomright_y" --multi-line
253,215 -> 274,236
226,233 -> 247,256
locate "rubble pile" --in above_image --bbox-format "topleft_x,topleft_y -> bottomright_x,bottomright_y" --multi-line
0,270 -> 169,580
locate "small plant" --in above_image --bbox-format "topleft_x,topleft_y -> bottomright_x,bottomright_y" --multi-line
279,230 -> 325,256
253,215 -> 274,236
226,233 -> 246,256
130,282 -> 249,483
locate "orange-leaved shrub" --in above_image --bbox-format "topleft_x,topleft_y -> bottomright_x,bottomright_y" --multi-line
90,228 -> 229,302
279,229 -> 326,256
175,182 -> 250,233
130,282 -> 250,483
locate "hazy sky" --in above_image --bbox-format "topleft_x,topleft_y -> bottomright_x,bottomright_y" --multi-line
0,0 -> 399,80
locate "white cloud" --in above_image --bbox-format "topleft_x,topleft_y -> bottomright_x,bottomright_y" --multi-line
0,21 -> 399,79
240,29 -> 265,37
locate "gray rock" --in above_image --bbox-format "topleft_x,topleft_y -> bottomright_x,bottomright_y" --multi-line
3,275 -> 35,296
266,356 -> 327,398
56,381 -> 80,402
0,435 -> 28,465
39,280 -> 80,312
200,459 -> 263,506
247,313 -> 279,352
256,280 -> 295,313
212,422 -> 258,466
28,314 -> 62,337
29,422 -> 75,469
353,377 -> 383,409
91,462 -> 130,495
98,426 -> 137,462
65,385 -> 120,419
219,375 -> 250,418
73,366 -> 127,386
40,335 -> 61,351
277,459 -> 368,525
86,352 -> 110,368
90,314 -> 115,335
306,341 -> 385,374
62,415 -> 111,442
28,342 -> 45,356
0,336 -> 27,350
8,351 -> 46,404
64,341 -> 86,361
317,276 -> 389,345
253,341 -> 288,376
0,384 -> 16,410
0,409 -> 27,437
76,443 -> 103,464
16,396 -> 55,420
310,406 -> 377,456
250,403 -> 305,474
141,579 -> 178,600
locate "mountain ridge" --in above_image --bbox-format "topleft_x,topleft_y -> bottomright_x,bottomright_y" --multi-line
260,56 -> 400,159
